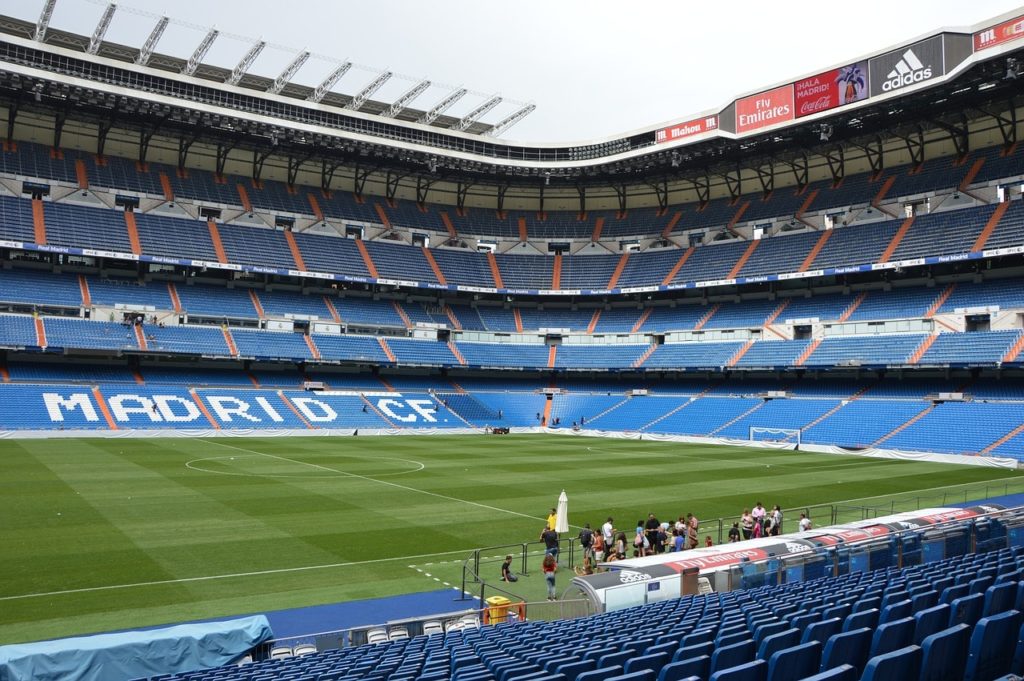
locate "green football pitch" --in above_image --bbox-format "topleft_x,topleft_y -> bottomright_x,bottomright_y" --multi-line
2,434 -> 1023,644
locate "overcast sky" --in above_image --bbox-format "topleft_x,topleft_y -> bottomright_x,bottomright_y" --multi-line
3,0 -> 1023,142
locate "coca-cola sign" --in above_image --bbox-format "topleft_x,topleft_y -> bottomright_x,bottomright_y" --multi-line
794,61 -> 868,118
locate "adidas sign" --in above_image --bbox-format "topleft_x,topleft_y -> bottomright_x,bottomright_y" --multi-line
882,49 -> 933,92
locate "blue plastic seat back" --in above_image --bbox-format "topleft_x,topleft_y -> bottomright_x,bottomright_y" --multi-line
912,591 -> 939,614
948,593 -> 985,629
789,612 -> 818,632
964,609 -> 1023,681
576,666 -> 624,681
869,617 -> 915,658
555,660 -> 596,681
765,641 -> 821,681
802,617 -> 841,646
680,630 -> 715,648
879,599 -> 912,625
820,627 -> 872,675
984,582 -> 1017,617
545,657 -> 581,673
914,604 -> 952,646
918,623 -> 969,681
753,621 -> 787,648
821,604 -> 852,623
860,645 -> 922,681
657,656 -> 709,681
605,671 -> 655,681
710,640 -> 755,675
968,576 -> 995,596
708,659 -> 766,681
717,631 -> 750,650
672,643 -> 713,663
756,629 -> 800,663
940,584 -> 970,606
795,664 -> 856,681
598,651 -> 638,671
624,653 -> 669,677
841,608 -> 879,633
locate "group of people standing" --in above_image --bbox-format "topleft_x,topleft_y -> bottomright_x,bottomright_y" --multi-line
732,502 -> 812,541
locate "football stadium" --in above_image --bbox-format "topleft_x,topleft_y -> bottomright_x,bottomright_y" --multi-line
3,0 -> 1024,678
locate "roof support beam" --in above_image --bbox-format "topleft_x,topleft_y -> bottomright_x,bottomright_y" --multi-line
613,184 -> 627,214
251,148 -> 272,182
452,95 -> 502,132
496,183 -> 508,213
418,88 -> 467,125
850,136 -> 884,175
416,175 -> 434,205
215,142 -> 233,177
286,153 -> 312,186
648,178 -> 669,212
135,16 -> 168,66
484,103 -> 536,137
183,29 -> 218,76
269,50 -> 311,95
382,80 -> 431,118
979,100 -> 1018,150
87,3 -> 117,56
931,113 -> 970,160
177,131 -> 200,170
692,174 -> 710,205
824,145 -> 845,185
6,97 -> 19,143
345,71 -> 393,111
755,163 -> 774,196
902,125 -> 925,167
226,40 -> 266,86
353,163 -> 374,198
34,0 -> 58,42
320,159 -> 341,192
309,62 -> 352,104
456,180 -> 473,212
96,118 -> 113,158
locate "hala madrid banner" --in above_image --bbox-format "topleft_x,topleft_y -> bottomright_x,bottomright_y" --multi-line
794,61 -> 869,118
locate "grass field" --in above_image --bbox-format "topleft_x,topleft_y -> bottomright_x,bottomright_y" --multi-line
2,434 -> 1024,645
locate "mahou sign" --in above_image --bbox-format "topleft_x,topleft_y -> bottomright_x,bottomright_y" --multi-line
974,14 -> 1024,51
735,85 -> 794,133
794,61 -> 868,118
655,115 -> 719,144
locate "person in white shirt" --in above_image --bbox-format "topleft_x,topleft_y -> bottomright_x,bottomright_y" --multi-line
799,513 -> 812,532
751,502 -> 766,534
601,517 -> 614,546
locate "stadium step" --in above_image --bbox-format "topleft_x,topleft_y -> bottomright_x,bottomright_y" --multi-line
247,371 -> 260,388
277,392 -> 315,429
838,292 -> 867,322
158,171 -> 175,202
235,183 -> 253,213
982,422 -> 1024,455
189,389 -> 221,429
874,404 -> 936,446
449,381 -> 467,394
551,253 -> 562,290
661,246 -> 695,285
959,157 -> 986,191
795,187 -> 819,221
591,216 -> 605,241
447,341 -> 467,365
607,252 -> 629,289
763,300 -> 791,327
423,248 -> 447,285
872,176 -> 897,212
660,210 -> 683,238
801,400 -> 853,432
207,221 -> 229,264
513,307 -> 524,332
925,284 -> 956,318
710,401 -> 766,436
167,283 -> 183,314
799,228 -> 832,272
374,202 -> 391,229
74,158 -> 89,189
631,308 -> 654,333
32,198 -> 46,245
391,301 -> 413,329
134,325 -> 148,351
586,309 -> 601,334
794,338 -> 822,367
909,333 -> 939,364
34,316 -> 47,348
323,296 -> 341,323
879,215 -> 916,262
132,369 -> 145,385
518,216 -> 528,242
972,200 -> 1010,252
443,305 -> 462,330
439,211 -> 457,238
306,193 -> 324,222
304,335 -> 321,361
632,343 -> 658,368
693,304 -> 720,331
640,398 -> 697,431
78,274 -> 91,307
547,345 -> 557,369
486,252 -> 504,288
377,337 -> 396,363
221,326 -> 238,357
1002,332 -> 1024,363
587,396 -> 631,425
726,200 -> 750,237
355,239 -> 380,278
377,375 -> 395,392
542,396 -> 553,427
0,363 -> 9,383
123,211 -> 142,255
728,239 -> 760,279
284,230 -> 307,271
726,340 -> 755,367
91,386 -> 119,430
248,290 -> 266,319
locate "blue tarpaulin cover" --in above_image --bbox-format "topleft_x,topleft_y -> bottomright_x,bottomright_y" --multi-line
0,615 -> 273,681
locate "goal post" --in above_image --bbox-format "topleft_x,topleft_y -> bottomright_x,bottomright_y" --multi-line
749,426 -> 802,447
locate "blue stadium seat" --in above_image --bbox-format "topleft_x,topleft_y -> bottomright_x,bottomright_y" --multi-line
756,629 -> 800,662
919,624 -> 970,681
708,659 -> 765,681
914,604 -> 952,645
868,617 -> 914,658
797,665 -> 856,681
765,641 -> 820,681
984,582 -> 1018,617
948,593 -> 985,629
657,657 -> 709,681
963,610 -> 1023,681
801,617 -> 841,646
820,628 -> 872,675
860,645 -> 922,681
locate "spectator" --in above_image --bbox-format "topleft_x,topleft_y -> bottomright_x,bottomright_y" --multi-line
540,525 -> 559,561
644,513 -> 661,552
705,535 -> 713,548
613,532 -> 628,560
578,523 -> 594,562
771,505 -> 783,536
740,509 -> 754,540
546,507 -> 558,531
728,522 -> 741,543
672,528 -> 685,552
799,513 -> 812,532
687,519 -> 699,549
542,554 -> 558,601
752,501 -> 767,533
592,531 -> 606,562
601,517 -> 615,547
500,555 -> 518,583
633,527 -> 649,555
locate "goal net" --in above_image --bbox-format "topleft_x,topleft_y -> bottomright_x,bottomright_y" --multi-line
749,427 -> 802,446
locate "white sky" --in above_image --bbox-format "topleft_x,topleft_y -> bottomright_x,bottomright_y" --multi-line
2,0 -> 1023,143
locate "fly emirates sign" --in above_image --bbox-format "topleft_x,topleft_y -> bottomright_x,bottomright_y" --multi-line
734,85 -> 794,134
